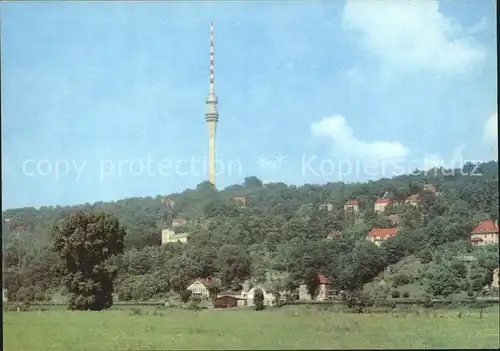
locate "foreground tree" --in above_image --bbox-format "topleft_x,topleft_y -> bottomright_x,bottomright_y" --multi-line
52,211 -> 125,310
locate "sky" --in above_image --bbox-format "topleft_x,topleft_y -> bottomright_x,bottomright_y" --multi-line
1,0 -> 498,209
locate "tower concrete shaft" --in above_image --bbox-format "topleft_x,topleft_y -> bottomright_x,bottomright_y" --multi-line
205,21 -> 219,186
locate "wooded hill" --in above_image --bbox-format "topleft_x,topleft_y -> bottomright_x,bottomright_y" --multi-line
2,161 -> 498,302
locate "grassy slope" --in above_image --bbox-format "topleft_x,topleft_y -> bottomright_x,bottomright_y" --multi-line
4,306 -> 500,350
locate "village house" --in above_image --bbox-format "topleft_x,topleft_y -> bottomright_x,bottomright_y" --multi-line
405,194 -> 419,207
232,196 -> 248,208
298,274 -> 331,302
217,290 -> 247,307
344,199 -> 359,212
186,278 -> 217,300
366,227 -> 399,246
326,230 -> 341,240
388,214 -> 401,225
319,203 -> 334,212
423,183 -> 437,194
161,228 -> 189,244
374,198 -> 391,214
171,218 -> 186,228
470,220 -> 499,247
246,284 -> 277,307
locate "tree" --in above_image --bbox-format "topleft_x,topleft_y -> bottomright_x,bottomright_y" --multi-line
254,288 -> 265,311
180,290 -> 192,303
304,269 -> 320,300
52,211 -> 125,310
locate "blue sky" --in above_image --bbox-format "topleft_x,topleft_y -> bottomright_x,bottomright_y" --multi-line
1,0 -> 498,209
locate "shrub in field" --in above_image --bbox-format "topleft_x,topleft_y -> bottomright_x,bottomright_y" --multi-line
180,290 -> 192,303
391,290 -> 401,298
254,288 -> 265,311
402,292 -> 410,298
187,295 -> 201,310
52,211 -> 126,311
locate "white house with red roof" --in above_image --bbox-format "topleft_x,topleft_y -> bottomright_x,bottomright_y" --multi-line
326,230 -> 341,239
298,274 -> 331,302
344,199 -> 360,212
186,277 -> 217,300
366,227 -> 399,246
374,198 -> 391,214
470,220 -> 498,247
405,194 -> 420,206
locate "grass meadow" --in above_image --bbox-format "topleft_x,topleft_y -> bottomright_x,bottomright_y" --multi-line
3,305 -> 500,350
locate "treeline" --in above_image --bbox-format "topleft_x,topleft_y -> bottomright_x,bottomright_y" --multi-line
2,161 -> 499,302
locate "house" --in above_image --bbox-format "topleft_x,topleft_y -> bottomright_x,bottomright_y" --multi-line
423,183 -> 437,194
405,194 -> 420,206
213,295 -> 239,308
366,227 -> 399,246
319,203 -> 334,212
492,268 -> 499,289
172,218 -> 186,228
161,228 -> 189,244
470,220 -> 499,247
232,196 -> 247,208
217,291 -> 246,307
246,285 -> 276,307
374,198 -> 391,213
186,278 -> 217,300
326,230 -> 341,239
344,199 -> 359,212
388,214 -> 401,225
298,274 -> 332,302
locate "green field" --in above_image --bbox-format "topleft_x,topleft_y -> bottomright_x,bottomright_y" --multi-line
3,306 -> 499,350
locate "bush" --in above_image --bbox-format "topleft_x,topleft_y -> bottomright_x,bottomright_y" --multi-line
402,292 -> 410,298
391,290 -> 401,298
179,290 -> 192,303
187,295 -> 202,310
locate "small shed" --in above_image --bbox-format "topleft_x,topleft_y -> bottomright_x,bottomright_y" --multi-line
213,295 -> 238,309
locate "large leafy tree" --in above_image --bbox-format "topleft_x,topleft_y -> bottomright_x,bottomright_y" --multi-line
52,211 -> 125,310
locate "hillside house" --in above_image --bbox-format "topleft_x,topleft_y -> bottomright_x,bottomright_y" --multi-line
388,214 -> 401,225
232,196 -> 247,208
161,228 -> 189,244
172,218 -> 186,228
492,268 -> 499,289
366,227 -> 399,246
344,200 -> 359,212
470,220 -> 499,247
246,285 -> 277,307
319,203 -> 334,212
374,198 -> 391,214
186,278 -> 217,300
326,230 -> 341,239
298,274 -> 331,302
423,183 -> 437,194
405,194 -> 420,206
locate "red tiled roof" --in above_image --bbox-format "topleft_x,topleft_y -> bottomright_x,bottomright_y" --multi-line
328,230 -> 341,238
471,220 -> 499,235
405,194 -> 419,202
318,274 -> 329,285
345,200 -> 359,205
367,227 -> 399,238
375,198 -> 391,204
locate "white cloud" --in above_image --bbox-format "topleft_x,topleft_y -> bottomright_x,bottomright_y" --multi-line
311,115 -> 410,159
484,113 -> 498,145
342,0 -> 486,76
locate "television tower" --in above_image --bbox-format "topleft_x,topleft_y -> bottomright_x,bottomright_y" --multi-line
205,22 -> 219,187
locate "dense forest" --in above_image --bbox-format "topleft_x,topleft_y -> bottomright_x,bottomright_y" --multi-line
2,161 -> 499,303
